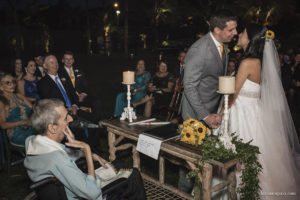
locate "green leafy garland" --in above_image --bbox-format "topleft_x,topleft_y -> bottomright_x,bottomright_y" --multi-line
187,133 -> 262,200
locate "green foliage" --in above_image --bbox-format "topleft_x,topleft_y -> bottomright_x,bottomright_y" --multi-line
187,133 -> 262,200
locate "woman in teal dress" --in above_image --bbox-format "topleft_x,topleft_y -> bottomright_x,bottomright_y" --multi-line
0,73 -> 36,146
114,59 -> 151,116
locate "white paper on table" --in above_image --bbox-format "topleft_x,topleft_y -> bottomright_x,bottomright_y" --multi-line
136,134 -> 162,160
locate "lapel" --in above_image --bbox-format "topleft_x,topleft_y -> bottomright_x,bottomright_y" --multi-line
206,34 -> 223,72
60,67 -> 73,88
45,74 -> 61,94
223,47 -> 228,75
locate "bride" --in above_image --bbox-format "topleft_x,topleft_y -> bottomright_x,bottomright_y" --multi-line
218,23 -> 300,199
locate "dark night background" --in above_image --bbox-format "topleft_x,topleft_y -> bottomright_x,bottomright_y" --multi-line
0,1 -> 300,199
0,0 -> 300,72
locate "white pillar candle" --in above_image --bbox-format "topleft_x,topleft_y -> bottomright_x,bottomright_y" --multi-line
122,71 -> 135,84
219,76 -> 235,94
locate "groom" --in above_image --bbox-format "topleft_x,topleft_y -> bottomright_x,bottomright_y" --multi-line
179,10 -> 237,193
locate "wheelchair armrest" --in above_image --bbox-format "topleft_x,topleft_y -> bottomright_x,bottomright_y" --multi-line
101,177 -> 128,195
30,177 -> 57,190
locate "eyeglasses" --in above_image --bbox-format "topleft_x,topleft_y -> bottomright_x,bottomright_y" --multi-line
2,80 -> 16,86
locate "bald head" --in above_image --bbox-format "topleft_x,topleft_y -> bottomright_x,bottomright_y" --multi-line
43,55 -> 59,75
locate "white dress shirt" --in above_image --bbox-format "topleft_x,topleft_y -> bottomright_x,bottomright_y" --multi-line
210,32 -> 223,58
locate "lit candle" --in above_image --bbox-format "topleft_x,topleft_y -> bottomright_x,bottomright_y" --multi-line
122,71 -> 135,84
219,76 -> 235,94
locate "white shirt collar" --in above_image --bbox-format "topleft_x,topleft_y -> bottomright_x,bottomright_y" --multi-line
64,66 -> 73,74
48,74 -> 66,92
48,73 -> 58,80
210,32 -> 223,56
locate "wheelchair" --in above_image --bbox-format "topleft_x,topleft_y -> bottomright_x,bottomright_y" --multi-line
24,176 -> 128,200
23,158 -> 129,200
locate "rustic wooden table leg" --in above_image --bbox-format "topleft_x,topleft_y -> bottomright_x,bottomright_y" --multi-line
202,162 -> 213,200
227,171 -> 237,200
132,145 -> 140,170
108,131 -> 116,161
159,156 -> 165,184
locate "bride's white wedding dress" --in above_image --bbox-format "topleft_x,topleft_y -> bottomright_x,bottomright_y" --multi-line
230,78 -> 300,199
214,39 -> 300,199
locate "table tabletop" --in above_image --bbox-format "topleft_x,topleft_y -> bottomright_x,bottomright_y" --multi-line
100,118 -> 237,169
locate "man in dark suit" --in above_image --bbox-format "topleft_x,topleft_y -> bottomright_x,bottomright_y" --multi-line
34,55 -> 46,78
37,54 -> 101,149
58,51 -> 102,121
173,51 -> 186,85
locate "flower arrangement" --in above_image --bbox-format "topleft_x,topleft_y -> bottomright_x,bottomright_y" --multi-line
265,30 -> 275,40
178,118 -> 210,146
178,119 -> 261,200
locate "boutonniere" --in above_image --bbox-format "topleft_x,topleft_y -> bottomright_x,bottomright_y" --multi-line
61,77 -> 66,82
224,44 -> 230,54
74,69 -> 79,73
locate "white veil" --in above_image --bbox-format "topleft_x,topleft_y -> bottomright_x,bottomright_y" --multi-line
260,38 -> 300,155
258,38 -> 300,195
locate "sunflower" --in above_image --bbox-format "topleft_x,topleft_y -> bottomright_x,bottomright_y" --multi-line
195,123 -> 206,136
265,30 -> 275,40
183,118 -> 198,126
179,118 -> 210,146
181,130 -> 196,144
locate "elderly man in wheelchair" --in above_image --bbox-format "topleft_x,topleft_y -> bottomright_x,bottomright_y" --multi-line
24,99 -> 145,200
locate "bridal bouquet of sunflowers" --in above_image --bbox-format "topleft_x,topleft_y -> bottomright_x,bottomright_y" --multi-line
178,118 -> 211,146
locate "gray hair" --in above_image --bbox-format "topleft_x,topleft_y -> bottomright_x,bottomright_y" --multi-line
30,99 -> 64,135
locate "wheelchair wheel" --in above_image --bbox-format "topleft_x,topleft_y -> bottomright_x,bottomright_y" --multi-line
24,191 -> 37,200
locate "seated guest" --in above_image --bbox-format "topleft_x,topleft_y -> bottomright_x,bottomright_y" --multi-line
11,58 -> 24,82
114,59 -> 151,116
17,60 -> 40,103
59,51 -> 102,121
24,99 -> 107,200
140,60 -> 175,118
24,99 -> 146,200
0,73 -> 36,146
227,58 -> 236,75
37,54 -> 100,148
34,55 -> 46,78
173,51 -> 186,85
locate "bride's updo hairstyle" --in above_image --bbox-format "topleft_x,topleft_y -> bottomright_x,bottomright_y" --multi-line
242,23 -> 267,60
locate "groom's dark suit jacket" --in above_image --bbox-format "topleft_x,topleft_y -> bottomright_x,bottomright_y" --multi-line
37,74 -> 79,107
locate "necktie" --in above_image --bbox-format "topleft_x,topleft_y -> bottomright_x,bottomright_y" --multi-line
69,69 -> 76,88
55,77 -> 72,108
219,44 -> 224,60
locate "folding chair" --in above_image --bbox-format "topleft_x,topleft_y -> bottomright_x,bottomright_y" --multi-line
166,78 -> 184,121
1,129 -> 25,173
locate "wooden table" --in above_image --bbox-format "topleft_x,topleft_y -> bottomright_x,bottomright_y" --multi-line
100,118 -> 237,200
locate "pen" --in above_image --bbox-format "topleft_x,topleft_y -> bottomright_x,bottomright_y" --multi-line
137,122 -> 171,125
129,118 -> 156,125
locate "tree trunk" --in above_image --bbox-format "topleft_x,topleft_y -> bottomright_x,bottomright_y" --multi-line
8,0 -> 22,57
86,0 -> 92,55
124,0 -> 129,55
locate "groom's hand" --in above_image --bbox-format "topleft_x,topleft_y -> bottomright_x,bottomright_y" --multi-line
204,114 -> 221,129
